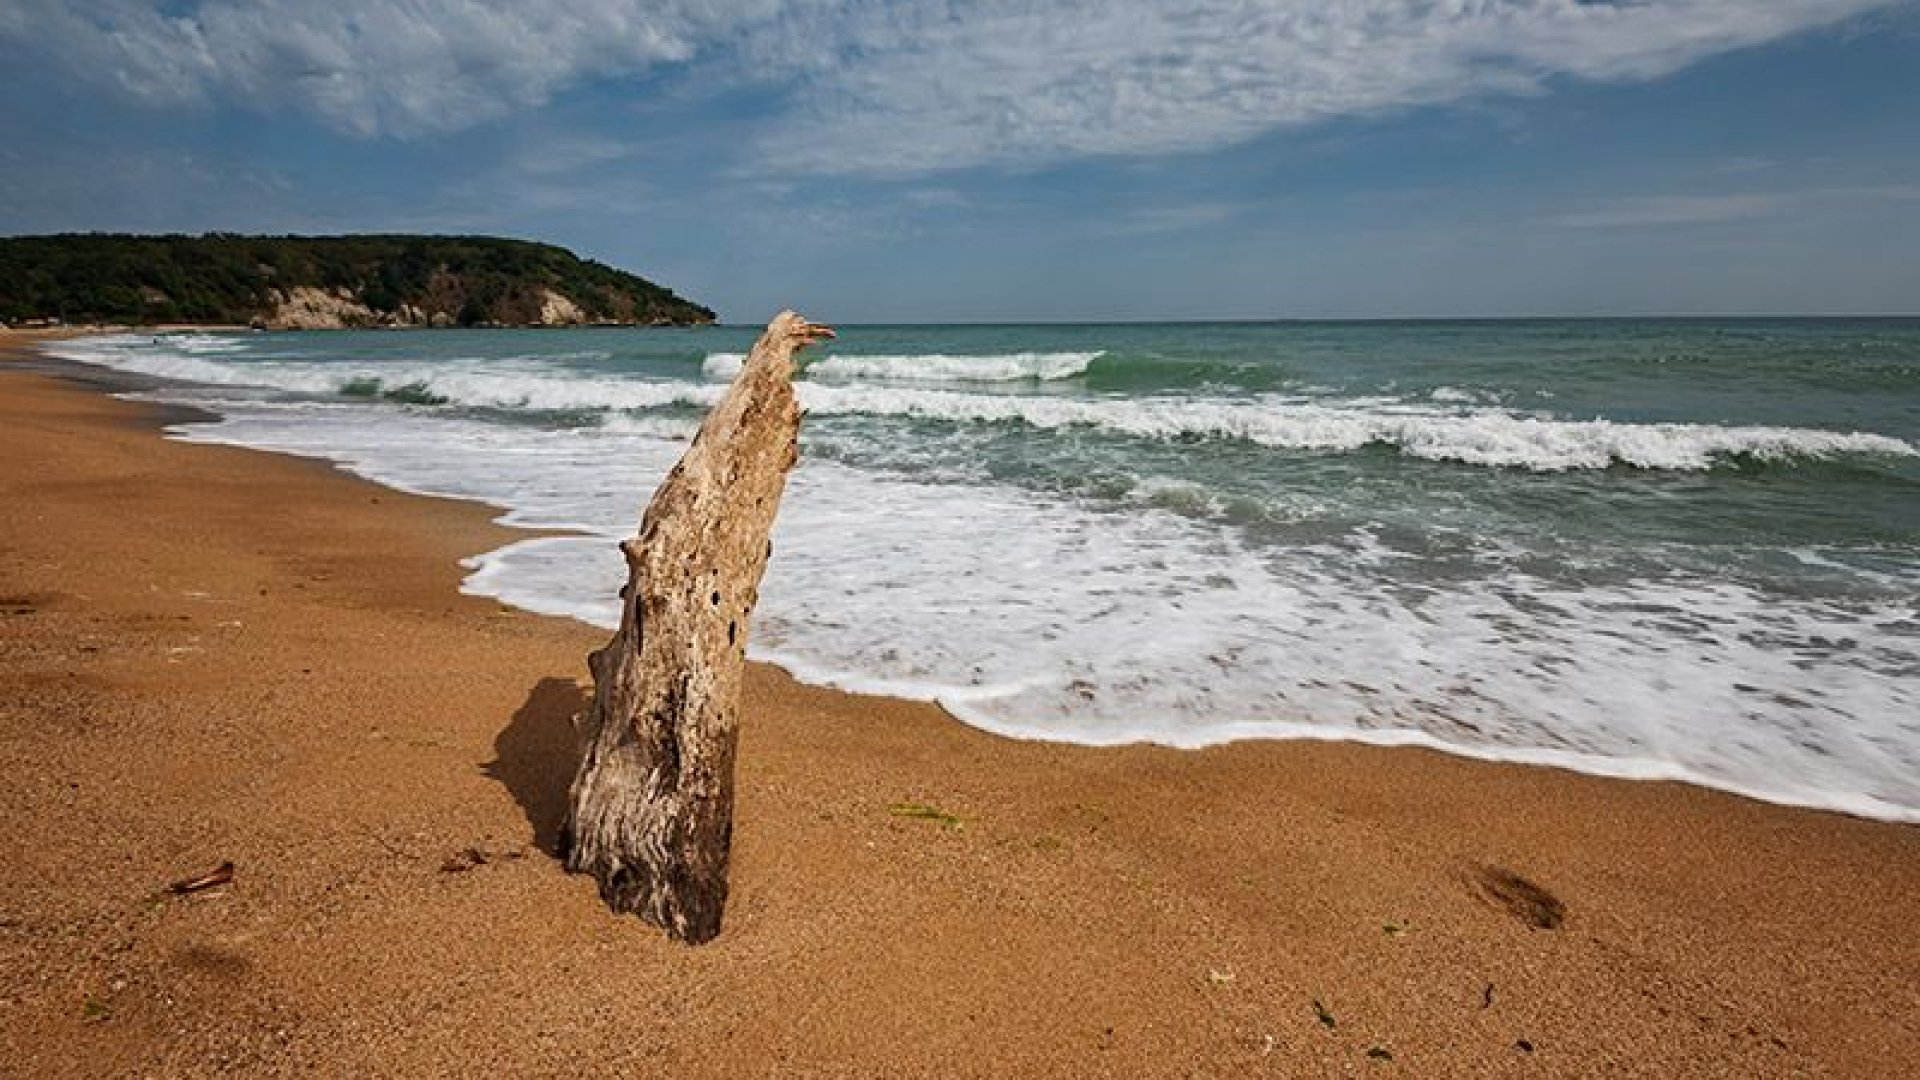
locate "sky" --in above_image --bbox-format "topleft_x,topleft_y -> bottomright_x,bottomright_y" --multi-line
2,1 -> 1918,322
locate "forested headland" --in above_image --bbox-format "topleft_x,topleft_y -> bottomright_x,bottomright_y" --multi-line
0,234 -> 715,328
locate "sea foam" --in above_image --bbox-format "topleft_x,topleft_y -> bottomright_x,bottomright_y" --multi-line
49,329 -> 1920,823
138,396 -> 1920,823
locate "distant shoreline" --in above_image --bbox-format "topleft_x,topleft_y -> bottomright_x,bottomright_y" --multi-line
4,321 -> 713,334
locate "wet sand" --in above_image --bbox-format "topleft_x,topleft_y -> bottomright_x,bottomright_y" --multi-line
3,335 -> 1916,1077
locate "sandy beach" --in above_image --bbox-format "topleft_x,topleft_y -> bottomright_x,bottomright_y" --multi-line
2,334 -> 1917,1077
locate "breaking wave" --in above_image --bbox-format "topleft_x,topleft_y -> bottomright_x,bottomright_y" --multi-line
51,335 -> 1915,472
789,385 -> 1913,471
702,350 -> 1099,382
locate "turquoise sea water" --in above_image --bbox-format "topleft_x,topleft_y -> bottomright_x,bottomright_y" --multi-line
53,319 -> 1920,820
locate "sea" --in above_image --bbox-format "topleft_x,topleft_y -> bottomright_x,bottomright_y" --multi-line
48,319 -> 1920,822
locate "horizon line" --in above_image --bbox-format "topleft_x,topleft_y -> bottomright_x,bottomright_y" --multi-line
710,313 -> 1920,328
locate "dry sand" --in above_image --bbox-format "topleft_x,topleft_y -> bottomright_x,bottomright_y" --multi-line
2,335 -> 1917,1077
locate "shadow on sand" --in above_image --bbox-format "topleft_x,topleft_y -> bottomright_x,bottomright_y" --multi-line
486,677 -> 589,857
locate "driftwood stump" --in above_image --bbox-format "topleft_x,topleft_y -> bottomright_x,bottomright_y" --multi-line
563,310 -> 832,943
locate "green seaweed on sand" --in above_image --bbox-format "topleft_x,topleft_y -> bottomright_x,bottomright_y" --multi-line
888,802 -> 962,828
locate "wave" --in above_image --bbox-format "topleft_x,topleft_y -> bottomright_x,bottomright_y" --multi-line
702,350 -> 1099,382
51,340 -> 345,392
159,332 -> 253,355
53,336 -> 1917,472
790,385 -> 1916,471
598,412 -> 703,440
52,338 -> 725,413
328,370 -> 716,412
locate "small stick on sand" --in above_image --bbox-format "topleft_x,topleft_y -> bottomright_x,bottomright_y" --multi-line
166,860 -> 235,895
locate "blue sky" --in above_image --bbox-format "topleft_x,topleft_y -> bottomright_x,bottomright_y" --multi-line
2,1 -> 1917,322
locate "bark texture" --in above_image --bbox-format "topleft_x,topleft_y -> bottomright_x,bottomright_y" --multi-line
563,310 -> 832,943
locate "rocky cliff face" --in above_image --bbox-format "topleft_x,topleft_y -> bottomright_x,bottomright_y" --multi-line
266,287 -> 381,330
264,286 -> 604,330
539,290 -> 586,326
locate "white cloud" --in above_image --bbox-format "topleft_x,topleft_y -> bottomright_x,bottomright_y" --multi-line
751,0 -> 1900,173
4,1 -> 1900,169
4,0 -> 781,136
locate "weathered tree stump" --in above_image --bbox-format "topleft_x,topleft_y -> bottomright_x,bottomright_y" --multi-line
562,309 -> 832,943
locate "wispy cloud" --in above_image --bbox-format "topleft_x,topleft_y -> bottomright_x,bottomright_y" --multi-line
1098,202 -> 1254,236
1545,193 -> 1794,229
755,0 -> 1904,173
1545,184 -> 1920,228
1,0 -> 1900,174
